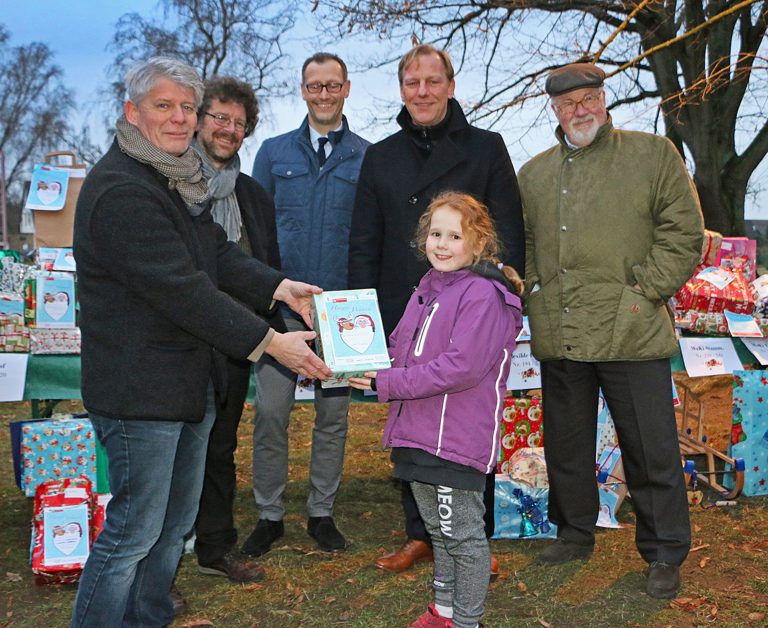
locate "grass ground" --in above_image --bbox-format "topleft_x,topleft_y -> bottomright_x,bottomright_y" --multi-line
1,380 -> 768,627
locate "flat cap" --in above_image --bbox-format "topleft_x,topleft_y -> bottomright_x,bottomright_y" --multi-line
545,63 -> 605,97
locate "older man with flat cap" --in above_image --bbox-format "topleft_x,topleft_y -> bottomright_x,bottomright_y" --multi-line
518,62 -> 703,598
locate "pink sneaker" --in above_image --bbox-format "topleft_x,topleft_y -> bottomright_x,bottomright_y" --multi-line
407,603 -> 455,628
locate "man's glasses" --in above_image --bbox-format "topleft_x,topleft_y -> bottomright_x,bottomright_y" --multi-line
304,82 -> 344,94
204,111 -> 249,133
552,92 -> 603,116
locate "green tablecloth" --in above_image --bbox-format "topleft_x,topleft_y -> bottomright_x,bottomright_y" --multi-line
20,355 -> 375,403
23,355 -> 82,400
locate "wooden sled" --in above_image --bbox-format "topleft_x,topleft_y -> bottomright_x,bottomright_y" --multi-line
675,382 -> 745,499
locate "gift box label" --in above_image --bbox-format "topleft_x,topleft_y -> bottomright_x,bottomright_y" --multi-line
312,289 -> 390,388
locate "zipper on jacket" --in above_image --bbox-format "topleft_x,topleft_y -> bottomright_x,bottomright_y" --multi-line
414,302 -> 439,357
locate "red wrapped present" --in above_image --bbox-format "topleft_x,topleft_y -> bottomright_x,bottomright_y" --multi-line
31,477 -> 92,585
700,229 -> 723,266
499,396 -> 543,472
675,266 -> 756,315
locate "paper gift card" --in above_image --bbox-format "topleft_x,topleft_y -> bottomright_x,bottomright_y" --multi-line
42,502 -> 90,567
312,289 -> 390,388
35,276 -> 76,328
25,165 -> 70,211
505,343 -> 541,391
679,337 -> 742,377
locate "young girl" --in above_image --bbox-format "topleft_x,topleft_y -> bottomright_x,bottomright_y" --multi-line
350,191 -> 523,628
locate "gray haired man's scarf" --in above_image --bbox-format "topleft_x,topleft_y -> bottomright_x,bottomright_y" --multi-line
116,115 -> 209,215
194,139 -> 243,242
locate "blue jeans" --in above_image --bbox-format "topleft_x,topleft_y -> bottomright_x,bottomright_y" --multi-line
71,384 -> 216,628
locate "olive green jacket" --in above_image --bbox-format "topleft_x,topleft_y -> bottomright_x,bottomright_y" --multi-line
519,119 -> 704,362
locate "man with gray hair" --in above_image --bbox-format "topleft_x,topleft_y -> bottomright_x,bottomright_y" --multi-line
519,62 -> 703,598
71,57 -> 331,627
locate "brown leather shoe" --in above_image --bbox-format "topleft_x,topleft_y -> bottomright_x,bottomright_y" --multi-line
198,551 -> 266,583
375,539 -> 433,572
490,554 -> 500,582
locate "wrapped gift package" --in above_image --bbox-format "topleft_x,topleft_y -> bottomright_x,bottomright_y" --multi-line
14,416 -> 99,496
675,310 -> 729,336
753,274 -> 768,317
31,477 -> 92,584
30,326 -> 81,354
498,396 -> 543,470
30,151 -> 87,248
0,293 -> 24,316
700,229 -> 723,266
675,267 -> 755,315
0,314 -> 30,352
596,445 -> 628,527
717,237 -> 757,281
725,370 -> 768,496
504,447 -> 548,487
24,274 -> 77,328
311,289 -> 390,388
91,493 -> 112,543
493,474 -> 557,539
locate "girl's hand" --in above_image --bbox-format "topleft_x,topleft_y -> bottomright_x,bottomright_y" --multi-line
348,371 -> 377,391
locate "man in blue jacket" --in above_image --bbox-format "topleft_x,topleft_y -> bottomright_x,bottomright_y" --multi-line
244,52 -> 370,555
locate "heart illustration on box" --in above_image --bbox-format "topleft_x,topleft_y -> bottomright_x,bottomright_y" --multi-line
36,181 -> 63,206
337,314 -> 375,353
43,291 -> 70,321
52,522 -> 82,555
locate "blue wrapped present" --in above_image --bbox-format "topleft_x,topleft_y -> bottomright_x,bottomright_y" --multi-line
725,370 -> 768,496
11,416 -> 98,496
492,474 -> 557,539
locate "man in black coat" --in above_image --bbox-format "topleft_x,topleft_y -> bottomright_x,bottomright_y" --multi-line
71,58 -> 330,628
190,76 -> 285,585
349,44 -> 525,577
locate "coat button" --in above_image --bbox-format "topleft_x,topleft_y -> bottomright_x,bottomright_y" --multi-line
409,196 -> 418,204
409,239 -> 417,249
560,268 -> 567,274
286,170 -> 292,175
561,225 -> 567,231
563,307 -> 570,313
630,304 -> 640,314
566,345 -> 572,351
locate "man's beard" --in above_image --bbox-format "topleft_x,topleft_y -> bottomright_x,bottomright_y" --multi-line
566,115 -> 599,147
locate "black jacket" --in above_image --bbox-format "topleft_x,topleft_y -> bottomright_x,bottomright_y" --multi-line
74,141 -> 285,421
234,173 -> 286,334
348,99 -> 525,334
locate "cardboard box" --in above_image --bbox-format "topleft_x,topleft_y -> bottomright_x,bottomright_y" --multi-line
312,289 -> 390,388
30,152 -> 86,248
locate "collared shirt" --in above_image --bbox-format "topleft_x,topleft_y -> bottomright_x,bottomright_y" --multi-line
309,123 -> 343,162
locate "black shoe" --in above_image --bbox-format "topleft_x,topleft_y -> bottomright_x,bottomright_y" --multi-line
198,551 -> 266,583
307,516 -> 346,552
645,561 -> 681,599
241,519 -> 284,557
536,538 -> 594,565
